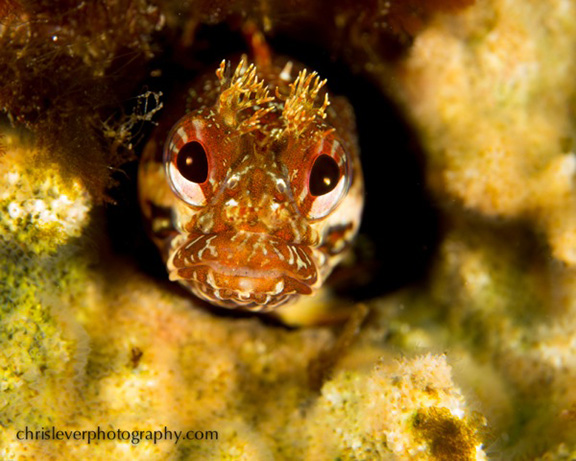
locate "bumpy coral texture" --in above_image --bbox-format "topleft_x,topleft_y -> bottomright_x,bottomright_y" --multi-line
391,0 -> 576,458
396,0 -> 576,267
0,134 -> 91,457
0,137 -> 485,460
307,354 -> 485,460
3,0 -> 576,459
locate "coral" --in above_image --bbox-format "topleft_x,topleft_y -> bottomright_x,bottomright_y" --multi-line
0,132 -> 484,459
394,0 -> 576,266
386,3 -> 576,454
0,132 -> 90,255
0,131 -> 92,458
307,354 -> 486,460
3,0 -> 576,459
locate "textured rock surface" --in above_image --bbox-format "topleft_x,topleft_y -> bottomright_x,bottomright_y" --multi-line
0,136 -> 485,459
2,0 -> 576,459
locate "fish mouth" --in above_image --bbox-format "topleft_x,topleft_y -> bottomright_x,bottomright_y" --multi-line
167,232 -> 320,311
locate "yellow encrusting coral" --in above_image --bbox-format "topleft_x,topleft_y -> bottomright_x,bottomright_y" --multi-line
394,0 -> 576,267
387,3 -> 576,453
0,131 -> 92,460
4,0 -> 576,459
307,354 -> 486,460
0,131 -> 486,459
0,134 -> 90,255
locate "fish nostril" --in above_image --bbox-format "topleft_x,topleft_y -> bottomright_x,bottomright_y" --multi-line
275,178 -> 288,194
226,174 -> 240,190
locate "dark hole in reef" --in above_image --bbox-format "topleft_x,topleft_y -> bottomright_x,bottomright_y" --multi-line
104,23 -> 440,306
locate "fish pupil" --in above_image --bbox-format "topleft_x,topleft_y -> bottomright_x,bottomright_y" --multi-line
177,141 -> 208,183
309,154 -> 340,196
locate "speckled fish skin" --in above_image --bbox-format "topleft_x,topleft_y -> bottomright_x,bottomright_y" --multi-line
138,55 -> 364,312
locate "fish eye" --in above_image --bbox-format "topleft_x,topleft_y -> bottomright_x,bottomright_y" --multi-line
176,141 -> 209,183
165,126 -> 210,207
309,154 -> 340,196
304,141 -> 351,221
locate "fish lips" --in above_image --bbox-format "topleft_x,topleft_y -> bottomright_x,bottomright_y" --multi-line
167,232 -> 320,310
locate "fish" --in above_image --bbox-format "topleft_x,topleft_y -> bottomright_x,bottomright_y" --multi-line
138,47 -> 364,313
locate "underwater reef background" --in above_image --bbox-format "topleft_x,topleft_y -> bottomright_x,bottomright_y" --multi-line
1,0 -> 576,459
